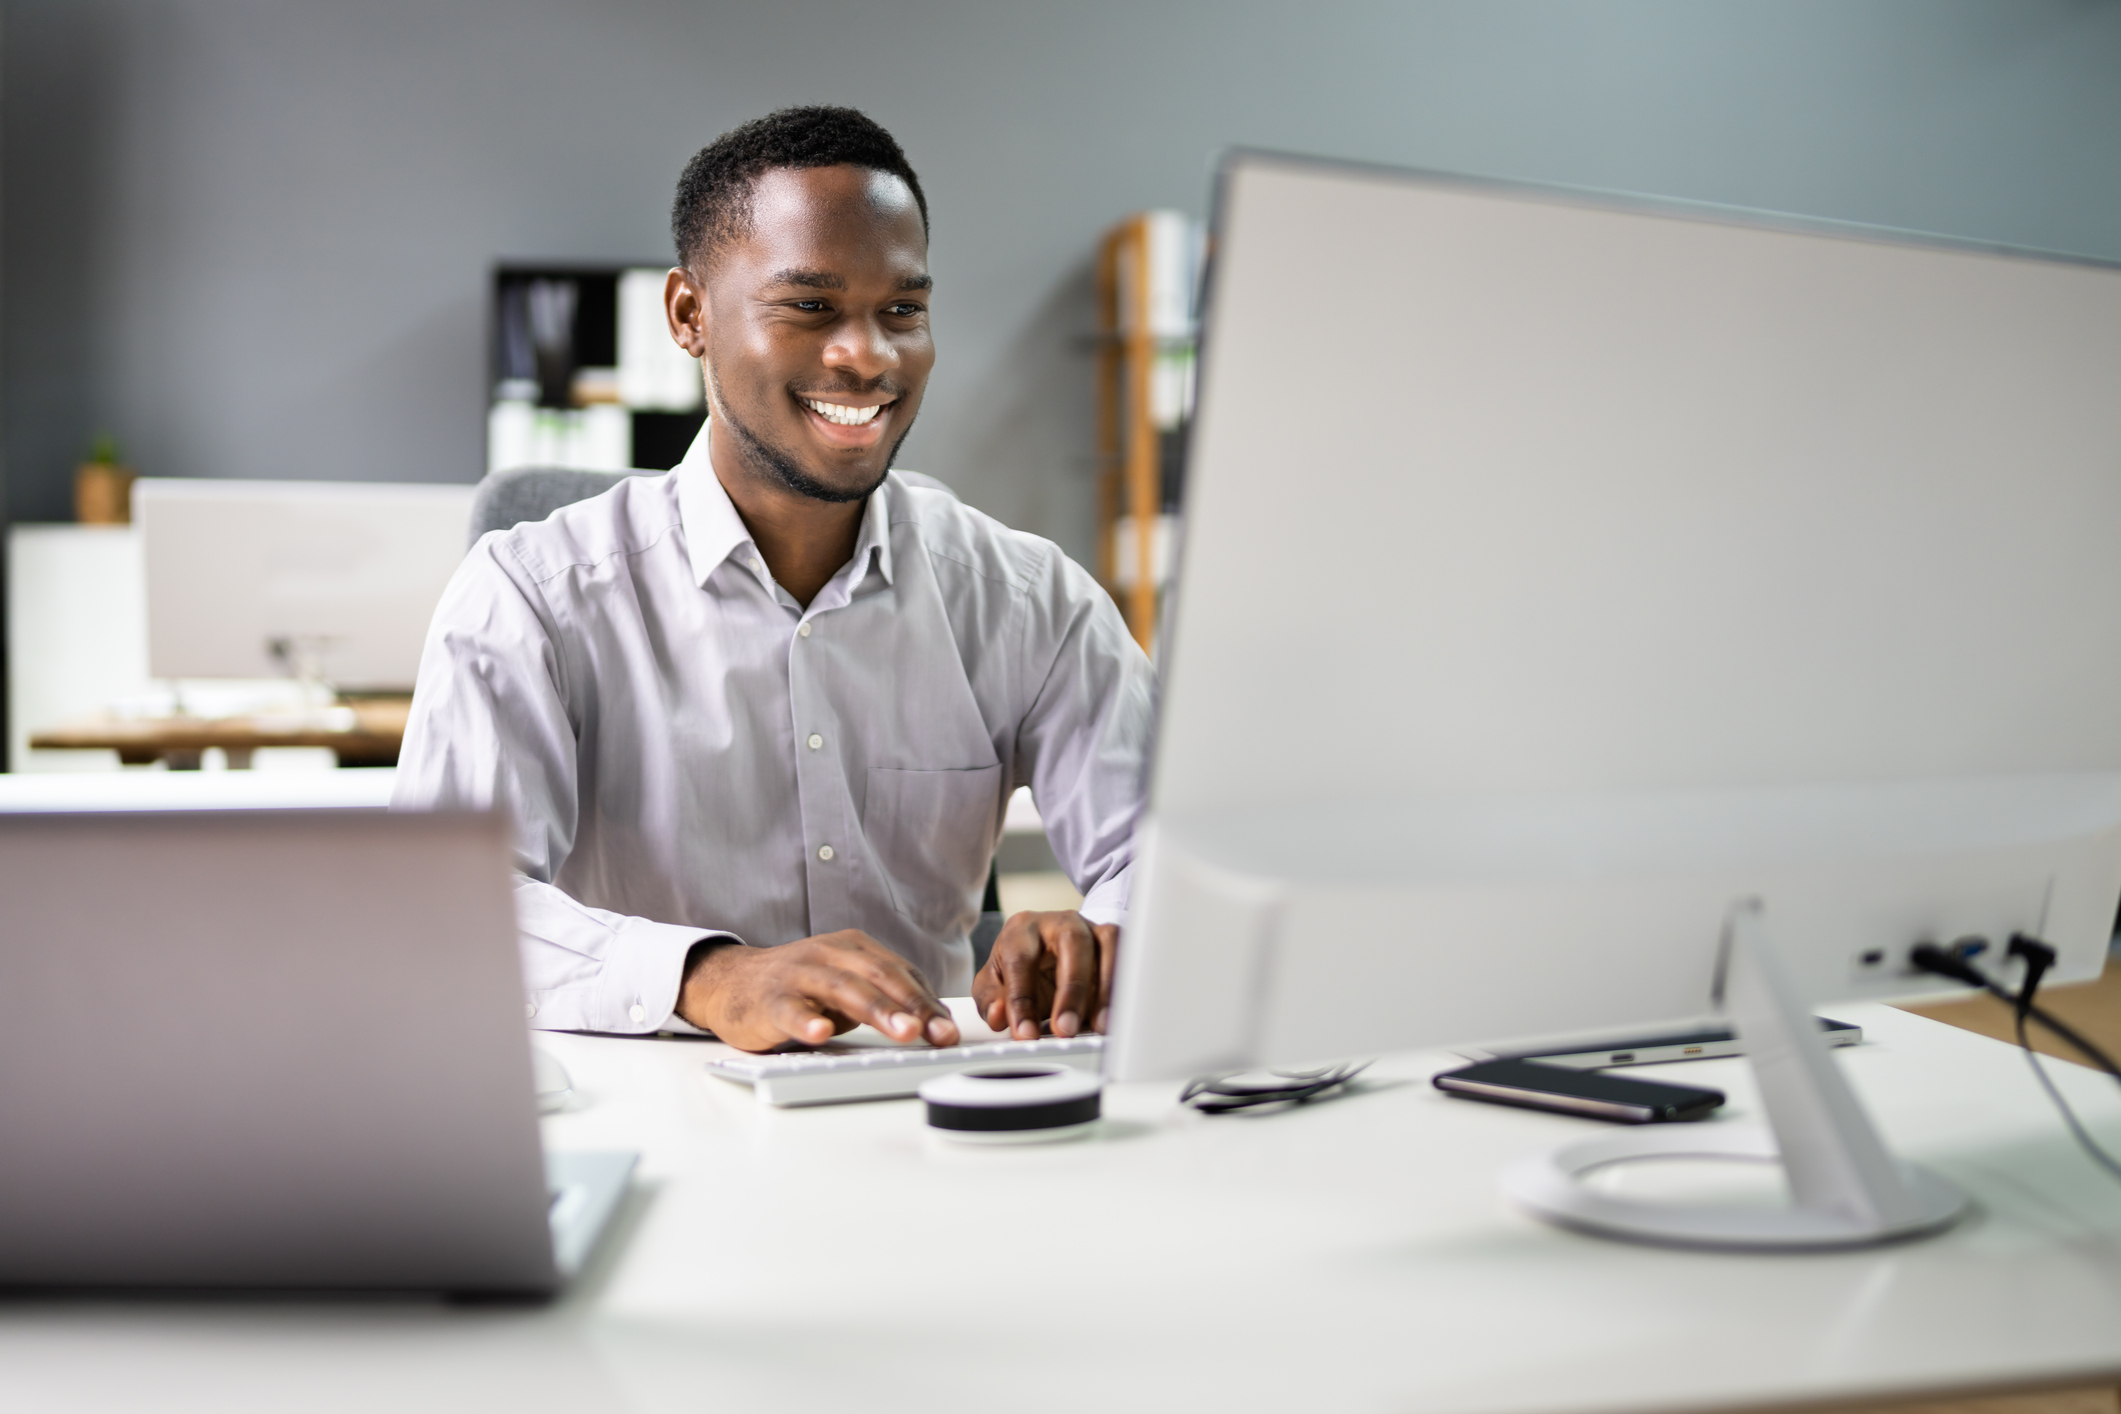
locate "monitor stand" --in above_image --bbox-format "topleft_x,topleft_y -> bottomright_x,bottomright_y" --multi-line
1500,899 -> 1969,1250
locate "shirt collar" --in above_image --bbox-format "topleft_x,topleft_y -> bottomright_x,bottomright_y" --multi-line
675,419 -> 896,592
851,474 -> 895,588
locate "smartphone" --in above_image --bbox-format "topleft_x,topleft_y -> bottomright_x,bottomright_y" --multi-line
1433,1058 -> 1725,1124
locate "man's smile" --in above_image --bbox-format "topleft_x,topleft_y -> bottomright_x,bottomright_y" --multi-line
799,395 -> 886,426
796,392 -> 899,447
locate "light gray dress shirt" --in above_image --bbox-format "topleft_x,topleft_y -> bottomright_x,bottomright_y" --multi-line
392,431 -> 1154,1034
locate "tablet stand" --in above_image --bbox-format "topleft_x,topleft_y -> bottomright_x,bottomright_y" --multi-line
1500,899 -> 1969,1250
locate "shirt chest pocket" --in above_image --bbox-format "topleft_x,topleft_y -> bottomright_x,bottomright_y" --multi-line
863,764 -> 1003,939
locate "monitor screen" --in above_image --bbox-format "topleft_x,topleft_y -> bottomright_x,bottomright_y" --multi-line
1109,154 -> 2121,1081
137,479 -> 477,691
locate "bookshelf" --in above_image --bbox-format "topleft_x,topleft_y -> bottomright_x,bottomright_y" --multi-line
487,264 -> 705,475
1094,213 -> 1201,652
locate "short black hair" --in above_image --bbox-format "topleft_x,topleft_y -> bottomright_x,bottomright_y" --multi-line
671,106 -> 928,272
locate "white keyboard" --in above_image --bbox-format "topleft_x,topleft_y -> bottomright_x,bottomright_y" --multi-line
704,1035 -> 1104,1107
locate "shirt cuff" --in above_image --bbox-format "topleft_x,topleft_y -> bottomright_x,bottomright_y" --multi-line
1078,880 -> 1130,929
591,918 -> 736,1033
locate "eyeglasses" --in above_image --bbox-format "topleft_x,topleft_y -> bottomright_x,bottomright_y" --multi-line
1179,1060 -> 1372,1115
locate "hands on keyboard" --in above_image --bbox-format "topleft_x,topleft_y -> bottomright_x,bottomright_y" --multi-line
702,999 -> 1104,1106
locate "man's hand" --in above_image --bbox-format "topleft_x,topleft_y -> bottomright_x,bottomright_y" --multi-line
973,911 -> 1119,1040
678,931 -> 961,1053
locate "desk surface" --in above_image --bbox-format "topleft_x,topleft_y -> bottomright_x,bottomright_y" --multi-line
0,768 -> 397,812
3,1005 -> 2118,1414
28,697 -> 409,767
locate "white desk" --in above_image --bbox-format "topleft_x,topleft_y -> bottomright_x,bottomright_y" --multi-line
3,1005 -> 2118,1414
0,768 -> 397,812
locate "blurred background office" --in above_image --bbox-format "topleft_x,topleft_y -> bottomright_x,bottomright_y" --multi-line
4,0 -> 2120,785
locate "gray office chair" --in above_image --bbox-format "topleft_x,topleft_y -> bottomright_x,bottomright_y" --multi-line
468,465 -> 964,549
467,467 -> 647,549
465,463 -> 1011,970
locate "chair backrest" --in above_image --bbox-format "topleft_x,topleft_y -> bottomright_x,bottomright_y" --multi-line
467,467 -> 646,548
469,467 -> 962,549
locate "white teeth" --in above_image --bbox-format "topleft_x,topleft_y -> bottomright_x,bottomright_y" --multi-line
802,398 -> 882,427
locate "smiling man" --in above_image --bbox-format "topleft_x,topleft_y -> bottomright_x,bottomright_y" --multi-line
394,107 -> 1154,1052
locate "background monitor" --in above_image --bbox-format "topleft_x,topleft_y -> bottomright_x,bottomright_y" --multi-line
1108,153 -> 2121,1086
137,479 -> 477,692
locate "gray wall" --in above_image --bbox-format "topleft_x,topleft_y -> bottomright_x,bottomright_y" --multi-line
7,0 -> 2121,563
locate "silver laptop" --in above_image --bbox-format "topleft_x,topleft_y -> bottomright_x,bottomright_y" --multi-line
0,806 -> 632,1295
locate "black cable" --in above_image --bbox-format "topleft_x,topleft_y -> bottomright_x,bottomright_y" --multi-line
2003,936 -> 2121,1183
1908,940 -> 2121,1084
1908,936 -> 2121,1185
2008,935 -> 2053,1022
2015,1008 -> 2121,1184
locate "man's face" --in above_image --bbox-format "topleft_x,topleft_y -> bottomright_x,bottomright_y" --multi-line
676,164 -> 933,503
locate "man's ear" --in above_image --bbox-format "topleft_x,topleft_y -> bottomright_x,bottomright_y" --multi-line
664,266 -> 709,358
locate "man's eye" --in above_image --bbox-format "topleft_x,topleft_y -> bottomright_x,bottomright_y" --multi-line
888,303 -> 925,317
793,299 -> 829,312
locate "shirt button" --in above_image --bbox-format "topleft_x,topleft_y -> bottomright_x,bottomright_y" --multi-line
817,844 -> 835,862
797,622 -> 813,638
628,1003 -> 646,1025
807,733 -> 823,750
525,1002 -> 537,1019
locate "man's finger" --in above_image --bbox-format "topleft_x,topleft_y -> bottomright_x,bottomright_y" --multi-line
836,953 -> 957,1045
978,914 -> 1031,1032
815,932 -> 958,1045
978,973 -> 1006,1034
999,930 -> 1052,1041
841,949 -> 950,1025
799,965 -> 927,1043
1047,913 -> 1098,1038
765,991 -> 839,1048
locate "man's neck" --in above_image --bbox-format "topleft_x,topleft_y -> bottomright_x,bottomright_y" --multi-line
707,420 -> 866,609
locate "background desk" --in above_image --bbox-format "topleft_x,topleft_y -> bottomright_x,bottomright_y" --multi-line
2,1007 -> 2118,1414
27,696 -> 410,769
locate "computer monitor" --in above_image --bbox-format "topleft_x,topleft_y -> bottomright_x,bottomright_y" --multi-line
1106,152 -> 2121,1249
137,479 -> 477,691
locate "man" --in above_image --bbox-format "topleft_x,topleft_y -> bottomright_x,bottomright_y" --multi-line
395,107 -> 1154,1053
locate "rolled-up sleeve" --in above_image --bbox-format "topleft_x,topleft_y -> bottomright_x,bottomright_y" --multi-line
391,535 -> 723,1032
1011,550 -> 1157,928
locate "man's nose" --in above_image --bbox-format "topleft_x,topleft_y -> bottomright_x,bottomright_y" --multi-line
821,315 -> 899,380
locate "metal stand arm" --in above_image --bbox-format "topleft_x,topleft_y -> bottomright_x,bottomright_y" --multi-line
1500,899 -> 1968,1250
